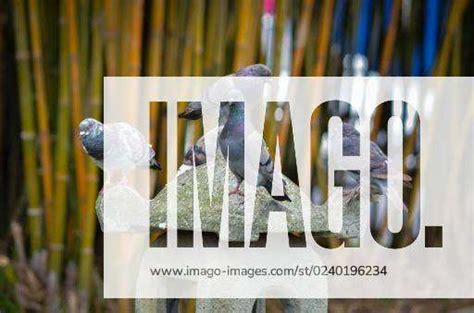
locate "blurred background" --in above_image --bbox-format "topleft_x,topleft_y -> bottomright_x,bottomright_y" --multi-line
0,0 -> 473,312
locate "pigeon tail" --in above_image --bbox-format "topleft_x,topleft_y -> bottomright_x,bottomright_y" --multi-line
178,106 -> 202,120
402,174 -> 413,188
371,173 -> 413,188
263,184 -> 292,202
271,194 -> 292,202
374,182 -> 409,213
183,144 -> 207,166
149,158 -> 161,170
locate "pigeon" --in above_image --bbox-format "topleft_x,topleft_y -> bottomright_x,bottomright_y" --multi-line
340,123 -> 412,207
178,63 -> 272,123
79,118 -> 161,172
177,101 -> 203,120
218,101 -> 291,201
181,126 -> 223,170
183,138 -> 207,167
179,64 -> 272,169
183,129 -> 217,167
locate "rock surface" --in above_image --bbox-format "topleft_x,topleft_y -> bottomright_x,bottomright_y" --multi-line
95,151 -> 358,313
95,150 -> 360,241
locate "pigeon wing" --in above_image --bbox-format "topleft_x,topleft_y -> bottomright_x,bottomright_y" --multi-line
258,141 -> 275,180
178,101 -> 203,120
369,142 -> 388,175
114,123 -> 150,166
258,140 -> 291,201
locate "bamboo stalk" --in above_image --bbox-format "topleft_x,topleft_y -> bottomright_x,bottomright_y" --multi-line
433,0 -> 470,76
78,0 -> 90,64
104,0 -> 119,75
0,8 -> 4,217
292,0 -> 315,76
372,0 -> 401,140
401,168 -> 420,245
203,0 -> 218,75
118,299 -> 131,312
49,0 -> 71,275
304,2 -> 319,75
451,29 -> 462,76
88,0 -> 104,121
119,0 -> 131,75
164,0 -> 180,75
233,0 -> 254,70
38,0 -> 57,110
177,101 -> 188,163
157,1 -> 176,186
28,0 -> 54,242
311,109 -> 327,203
204,0 -> 227,75
225,1 -> 237,63
176,0 -> 189,164
272,0 -> 287,74
128,0 -> 144,75
277,107 -> 293,163
177,0 -> 188,59
309,1 -> 335,203
181,3 -> 195,76
146,0 -> 165,77
79,0 -> 90,94
146,0 -> 165,191
215,0 -> 228,75
66,0 -> 90,305
176,2 -> 193,163
376,117 -> 420,241
12,0 -> 43,254
193,0 -> 205,143
400,127 -> 420,245
251,0 -> 262,64
66,0 -> 87,226
150,103 -> 162,193
79,0 -> 103,307
260,0 -> 274,66
193,0 -> 205,76
313,0 -> 334,76
182,299 -> 196,313
263,104 -> 277,156
378,0 -> 401,75
278,0 -> 309,158
157,107 -> 168,188
376,120 -> 419,242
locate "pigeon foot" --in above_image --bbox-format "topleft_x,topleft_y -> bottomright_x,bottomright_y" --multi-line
229,182 -> 244,197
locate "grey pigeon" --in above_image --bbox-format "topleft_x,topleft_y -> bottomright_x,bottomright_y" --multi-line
79,118 -> 161,171
180,64 -> 271,167
341,123 -> 411,187
341,123 -> 411,207
177,101 -> 203,120
183,140 -> 207,167
182,126 -> 222,167
178,64 -> 272,122
218,101 -> 291,201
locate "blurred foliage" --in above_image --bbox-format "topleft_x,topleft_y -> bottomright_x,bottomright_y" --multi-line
0,259 -> 20,313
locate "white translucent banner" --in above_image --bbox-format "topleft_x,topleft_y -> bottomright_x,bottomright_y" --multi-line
103,77 -> 473,298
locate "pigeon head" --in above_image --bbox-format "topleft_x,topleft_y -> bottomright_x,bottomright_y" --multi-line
79,118 -> 104,161
235,64 -> 272,77
79,118 -> 102,138
228,102 -> 245,120
343,123 -> 360,137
